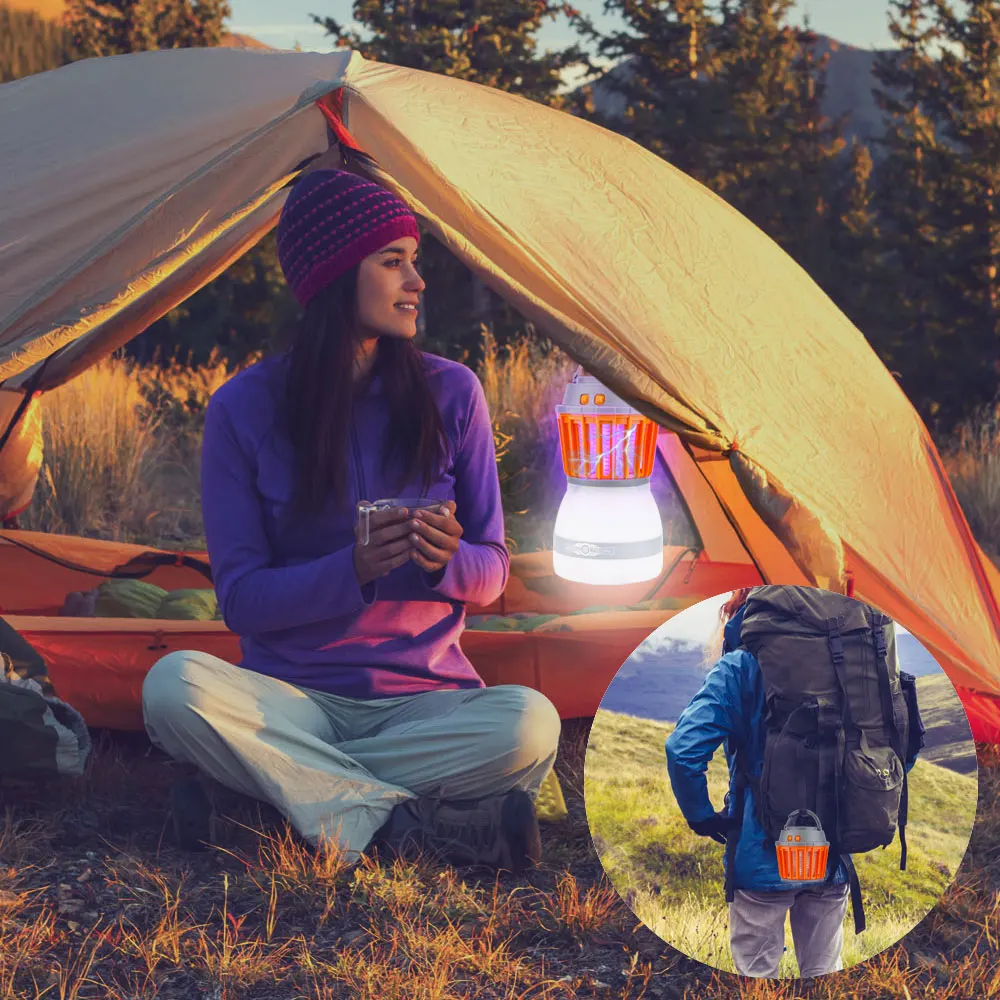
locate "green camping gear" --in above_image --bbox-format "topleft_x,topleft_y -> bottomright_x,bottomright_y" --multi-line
156,589 -> 222,621
95,579 -> 168,619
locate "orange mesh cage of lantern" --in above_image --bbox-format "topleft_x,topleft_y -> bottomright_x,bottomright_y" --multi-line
555,373 -> 658,482
775,810 -> 830,881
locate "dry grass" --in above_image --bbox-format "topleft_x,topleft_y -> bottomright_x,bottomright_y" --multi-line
943,401 -> 1000,563
476,328 -> 579,552
3,730 -> 1000,997
0,723 -> 671,1000
22,335 -> 581,553
14,328 -> 1000,562
22,348 -> 259,548
20,330 -> 711,556
20,356 -> 164,541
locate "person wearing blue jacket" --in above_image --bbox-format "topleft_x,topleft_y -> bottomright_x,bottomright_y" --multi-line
665,591 -> 918,979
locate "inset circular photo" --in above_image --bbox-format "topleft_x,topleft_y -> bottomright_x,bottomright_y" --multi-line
584,585 -> 978,980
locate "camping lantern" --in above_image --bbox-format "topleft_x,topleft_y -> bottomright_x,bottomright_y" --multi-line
552,370 -> 663,585
776,810 -> 830,881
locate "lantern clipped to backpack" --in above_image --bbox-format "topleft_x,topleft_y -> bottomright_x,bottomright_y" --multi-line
724,587 -> 925,934
775,810 -> 830,881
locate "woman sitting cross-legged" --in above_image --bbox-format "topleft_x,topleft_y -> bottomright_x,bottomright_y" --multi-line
141,168 -> 561,872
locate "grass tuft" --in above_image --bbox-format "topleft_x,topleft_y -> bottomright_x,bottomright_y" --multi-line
942,401 -> 1000,563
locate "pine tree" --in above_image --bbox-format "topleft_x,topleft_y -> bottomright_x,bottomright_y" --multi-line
572,0 -> 726,186
0,5 -> 76,82
316,0 -> 587,107
928,0 -> 1000,424
825,138 -> 896,362
65,0 -> 231,59
778,26 -> 848,288
710,2 -> 846,276
129,231 -> 298,369
315,1 -> 590,361
581,3 -> 848,289
872,0 -> 999,429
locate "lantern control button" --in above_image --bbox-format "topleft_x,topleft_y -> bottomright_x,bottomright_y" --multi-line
579,394 -> 589,405
595,394 -> 606,405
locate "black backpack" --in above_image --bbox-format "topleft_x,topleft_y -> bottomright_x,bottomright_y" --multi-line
724,586 -> 925,934
0,617 -> 91,781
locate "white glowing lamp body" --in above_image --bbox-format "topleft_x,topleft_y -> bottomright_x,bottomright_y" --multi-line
553,372 -> 664,585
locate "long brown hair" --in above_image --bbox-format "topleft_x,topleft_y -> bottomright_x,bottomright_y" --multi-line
704,587 -> 755,665
281,267 -> 447,518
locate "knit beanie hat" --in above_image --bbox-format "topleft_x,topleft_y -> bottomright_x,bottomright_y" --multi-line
276,169 -> 421,309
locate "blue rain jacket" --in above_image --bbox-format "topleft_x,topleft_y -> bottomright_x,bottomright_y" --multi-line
665,605 -> 916,893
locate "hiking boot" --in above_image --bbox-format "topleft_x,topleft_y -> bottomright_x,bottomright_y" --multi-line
373,789 -> 542,873
169,773 -> 215,852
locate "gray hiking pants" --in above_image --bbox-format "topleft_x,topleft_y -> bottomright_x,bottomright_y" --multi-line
730,884 -> 850,978
142,649 -> 561,859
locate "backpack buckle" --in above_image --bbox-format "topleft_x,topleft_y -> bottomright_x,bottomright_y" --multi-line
826,617 -> 845,665
872,626 -> 887,659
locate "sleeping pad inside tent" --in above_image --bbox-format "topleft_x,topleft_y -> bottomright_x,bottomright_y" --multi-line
0,430 -> 765,730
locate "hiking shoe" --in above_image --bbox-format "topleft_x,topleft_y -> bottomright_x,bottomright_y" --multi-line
375,789 -> 542,873
170,773 -> 215,851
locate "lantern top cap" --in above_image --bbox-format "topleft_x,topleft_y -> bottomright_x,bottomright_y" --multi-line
558,368 -> 639,413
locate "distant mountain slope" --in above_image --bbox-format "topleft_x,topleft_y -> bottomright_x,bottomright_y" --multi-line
218,32 -> 274,51
577,34 -> 892,148
814,36 -> 886,144
601,630 -> 946,723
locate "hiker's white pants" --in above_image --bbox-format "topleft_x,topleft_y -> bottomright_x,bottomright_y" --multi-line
142,649 -> 560,859
729,884 -> 849,978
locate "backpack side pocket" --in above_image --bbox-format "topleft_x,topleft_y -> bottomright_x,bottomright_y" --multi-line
899,671 -> 926,765
839,730 -> 903,853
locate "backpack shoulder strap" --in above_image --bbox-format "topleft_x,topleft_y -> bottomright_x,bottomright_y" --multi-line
869,615 -> 909,870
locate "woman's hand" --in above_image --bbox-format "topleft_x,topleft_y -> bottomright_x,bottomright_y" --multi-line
353,507 -> 415,587
409,501 -> 463,574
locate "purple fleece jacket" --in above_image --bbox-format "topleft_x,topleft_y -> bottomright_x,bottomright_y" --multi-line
200,350 -> 509,699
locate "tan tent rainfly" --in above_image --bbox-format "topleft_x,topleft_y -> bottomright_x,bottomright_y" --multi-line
1,47 -> 998,737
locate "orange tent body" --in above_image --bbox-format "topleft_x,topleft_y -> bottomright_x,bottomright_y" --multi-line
0,431 -> 764,730
3,49 -> 1000,742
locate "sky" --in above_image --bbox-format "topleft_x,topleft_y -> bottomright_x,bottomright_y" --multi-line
228,0 -> 898,58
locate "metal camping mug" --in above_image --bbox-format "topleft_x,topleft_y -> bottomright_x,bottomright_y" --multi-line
356,498 -> 449,546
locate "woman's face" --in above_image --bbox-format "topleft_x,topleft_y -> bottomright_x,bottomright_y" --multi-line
355,236 -> 424,341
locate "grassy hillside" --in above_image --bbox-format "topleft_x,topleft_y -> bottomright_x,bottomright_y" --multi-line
584,709 -> 978,978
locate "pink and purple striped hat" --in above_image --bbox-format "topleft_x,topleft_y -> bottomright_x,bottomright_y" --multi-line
276,169 -> 420,308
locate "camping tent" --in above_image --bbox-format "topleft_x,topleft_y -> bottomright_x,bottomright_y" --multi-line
1,47 -> 999,739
